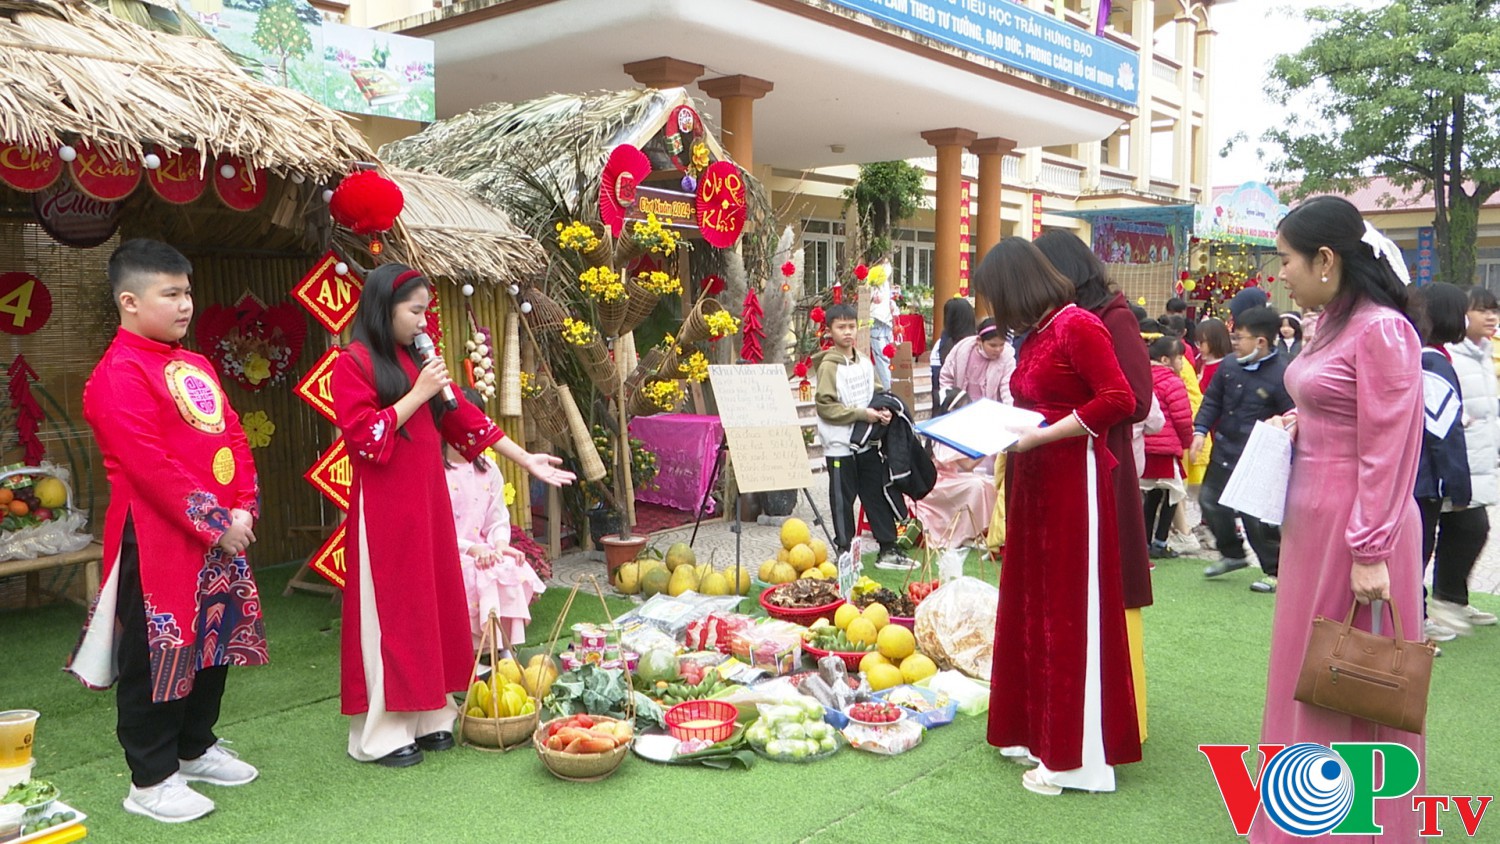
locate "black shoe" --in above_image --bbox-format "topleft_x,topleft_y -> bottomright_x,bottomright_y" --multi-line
1148,541 -> 1178,559
416,731 -> 454,752
375,744 -> 424,768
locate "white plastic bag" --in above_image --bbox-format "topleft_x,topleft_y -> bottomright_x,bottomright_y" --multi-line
914,576 -> 999,680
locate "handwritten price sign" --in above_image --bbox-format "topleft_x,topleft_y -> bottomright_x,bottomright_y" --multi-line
0,272 -> 53,335
695,161 -> 747,249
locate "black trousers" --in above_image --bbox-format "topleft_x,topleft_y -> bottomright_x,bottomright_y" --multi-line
1199,461 -> 1282,576
1142,488 -> 1176,543
1417,497 -> 1489,606
115,521 -> 226,787
826,450 -> 898,554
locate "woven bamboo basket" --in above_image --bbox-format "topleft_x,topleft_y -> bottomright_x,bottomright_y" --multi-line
620,277 -> 660,335
677,297 -> 727,345
625,347 -> 665,395
520,287 -> 571,333
457,614 -> 540,751
522,373 -> 571,447
595,295 -> 627,339
499,312 -> 522,418
533,717 -> 631,781
571,338 -> 619,395
580,237 -> 613,268
559,384 -> 607,482
627,379 -> 674,418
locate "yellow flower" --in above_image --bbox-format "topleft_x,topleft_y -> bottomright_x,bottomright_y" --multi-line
868,265 -> 888,286
691,142 -> 710,171
635,270 -> 682,296
579,266 -> 625,302
519,371 -> 543,399
244,353 -> 272,385
631,212 -> 682,256
644,379 -> 687,411
704,310 -> 741,339
242,411 -> 275,449
562,317 -> 597,346
556,220 -> 601,253
504,482 -> 516,506
679,351 -> 709,383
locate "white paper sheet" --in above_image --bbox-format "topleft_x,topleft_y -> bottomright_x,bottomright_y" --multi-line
1218,420 -> 1293,526
915,398 -> 1046,458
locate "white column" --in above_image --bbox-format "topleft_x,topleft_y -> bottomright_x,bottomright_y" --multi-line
1129,0 -> 1155,191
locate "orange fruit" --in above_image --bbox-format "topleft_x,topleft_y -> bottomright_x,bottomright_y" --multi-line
0,489 -> 13,505
8,499 -> 28,516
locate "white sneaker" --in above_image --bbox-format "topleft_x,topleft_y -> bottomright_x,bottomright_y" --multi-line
1463,604 -> 1498,626
123,773 -> 215,823
178,741 -> 259,786
1427,599 -> 1475,637
1423,618 -> 1459,642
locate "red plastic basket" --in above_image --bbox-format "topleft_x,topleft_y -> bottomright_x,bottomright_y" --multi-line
758,584 -> 844,625
664,700 -> 738,743
890,616 -> 915,631
801,642 -> 872,673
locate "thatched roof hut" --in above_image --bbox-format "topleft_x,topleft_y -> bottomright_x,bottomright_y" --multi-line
0,0 -> 373,179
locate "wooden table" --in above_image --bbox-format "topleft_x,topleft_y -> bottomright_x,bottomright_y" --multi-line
0,542 -> 104,608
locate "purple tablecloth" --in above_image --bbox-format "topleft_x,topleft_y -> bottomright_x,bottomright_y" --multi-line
628,413 -> 722,515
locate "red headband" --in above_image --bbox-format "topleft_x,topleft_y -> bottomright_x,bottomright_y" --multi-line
393,268 -> 425,290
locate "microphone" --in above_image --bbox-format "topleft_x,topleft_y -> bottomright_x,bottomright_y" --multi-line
411,332 -> 459,411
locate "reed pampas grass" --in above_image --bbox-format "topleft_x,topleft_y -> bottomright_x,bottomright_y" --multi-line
762,226 -> 801,364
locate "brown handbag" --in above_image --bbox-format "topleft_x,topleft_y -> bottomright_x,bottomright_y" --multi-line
1292,598 -> 1437,734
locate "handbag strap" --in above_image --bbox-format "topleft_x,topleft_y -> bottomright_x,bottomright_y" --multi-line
1337,595 -> 1411,671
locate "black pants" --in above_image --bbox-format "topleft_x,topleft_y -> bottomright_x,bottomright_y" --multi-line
1417,497 -> 1489,606
1199,461 -> 1281,577
115,521 -> 226,787
826,450 -> 898,554
1142,488 -> 1176,543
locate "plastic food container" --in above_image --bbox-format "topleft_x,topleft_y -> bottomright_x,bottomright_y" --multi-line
875,685 -> 958,729
0,803 -> 23,842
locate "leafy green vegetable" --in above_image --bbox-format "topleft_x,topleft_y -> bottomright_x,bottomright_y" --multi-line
2,778 -> 57,806
543,665 -> 663,729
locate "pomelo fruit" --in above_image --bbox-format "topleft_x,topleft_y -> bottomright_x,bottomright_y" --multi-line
668,565 -> 699,597
877,624 -> 916,661
780,518 -> 811,550
817,561 -> 838,579
846,618 -> 878,647
800,568 -> 825,580
810,538 -> 829,564
861,602 -> 890,630
641,567 -> 670,597
664,542 -> 696,572
834,603 -> 861,630
858,651 -> 890,674
900,653 -> 938,684
727,566 -> 752,595
496,658 -> 523,686
701,572 -> 731,596
769,562 -> 797,584
788,544 -> 816,573
34,478 -> 65,509
613,563 -> 642,595
866,663 -> 904,691
758,559 -> 778,582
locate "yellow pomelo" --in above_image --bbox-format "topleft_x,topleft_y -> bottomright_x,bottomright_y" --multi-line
496,657 -> 523,686
521,664 -> 558,698
776,548 -> 790,564
866,663 -> 904,691
668,565 -> 699,596
900,653 -> 938,684
862,602 -> 891,630
846,618 -> 878,647
788,544 -> 816,573
701,572 -> 731,596
877,624 -> 916,661
800,568 -> 825,580
758,559 -> 778,582
769,562 -> 798,584
694,563 -> 715,583
613,562 -> 642,595
834,603 -> 861,630
34,478 -> 66,509
858,651 -> 891,674
665,542 -> 697,572
817,561 -> 838,579
810,538 -> 829,564
641,567 -> 670,597
780,518 -> 811,550
728,566 -> 752,595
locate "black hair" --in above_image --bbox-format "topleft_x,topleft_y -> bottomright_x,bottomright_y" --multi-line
1162,314 -> 1187,337
1407,282 -> 1469,347
1277,196 -> 1411,350
976,317 -> 1003,341
1138,318 -> 1165,336
1196,318 -> 1232,358
937,297 -> 977,366
974,237 -> 1076,335
1278,313 -> 1303,346
1234,305 -> 1281,345
1034,230 -> 1118,312
1130,304 -> 1148,323
1147,335 -> 1180,360
1165,297 -> 1187,314
825,303 -> 858,324
444,387 -> 493,471
350,263 -> 446,432
108,238 -> 192,298
1468,286 -> 1500,312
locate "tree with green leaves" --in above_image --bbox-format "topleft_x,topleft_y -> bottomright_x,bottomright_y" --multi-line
1261,0 -> 1500,285
252,0 -> 313,85
843,161 -> 926,262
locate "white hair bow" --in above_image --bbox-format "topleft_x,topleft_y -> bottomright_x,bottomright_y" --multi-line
1362,221 -> 1412,286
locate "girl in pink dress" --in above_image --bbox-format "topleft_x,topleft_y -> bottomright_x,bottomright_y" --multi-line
444,389 -> 546,651
1255,196 -> 1425,842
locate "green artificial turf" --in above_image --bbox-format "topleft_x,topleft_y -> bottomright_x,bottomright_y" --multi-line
3,556 -> 1498,843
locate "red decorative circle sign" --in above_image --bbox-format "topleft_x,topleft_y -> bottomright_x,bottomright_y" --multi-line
68,142 -> 141,202
0,272 -> 53,335
32,179 -> 122,248
695,161 -> 747,248
0,143 -> 62,193
213,154 -> 268,211
148,147 -> 208,205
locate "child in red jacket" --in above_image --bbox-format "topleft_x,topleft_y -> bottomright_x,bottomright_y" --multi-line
1141,336 -> 1194,558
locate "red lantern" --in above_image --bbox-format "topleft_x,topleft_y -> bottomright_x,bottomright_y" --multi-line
329,170 -> 404,235
831,283 -> 843,305
781,261 -> 796,277
810,306 -> 825,325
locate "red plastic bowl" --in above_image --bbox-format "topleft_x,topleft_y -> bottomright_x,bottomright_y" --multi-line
890,615 -> 915,631
802,641 -> 872,673
758,584 -> 844,625
664,699 -> 738,743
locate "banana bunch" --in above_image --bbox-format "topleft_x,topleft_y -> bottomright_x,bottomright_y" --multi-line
466,678 -> 536,719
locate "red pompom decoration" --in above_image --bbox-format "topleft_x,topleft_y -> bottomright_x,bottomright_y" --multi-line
700,275 -> 726,295
329,170 -> 404,235
794,360 -> 809,378
781,261 -> 796,277
1180,271 -> 1191,280
854,264 -> 869,281
810,306 -> 826,325
882,343 -> 896,360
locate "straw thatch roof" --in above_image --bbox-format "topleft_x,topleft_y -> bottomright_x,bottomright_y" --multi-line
379,88 -> 734,229
0,0 -> 373,179
371,168 -> 547,284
